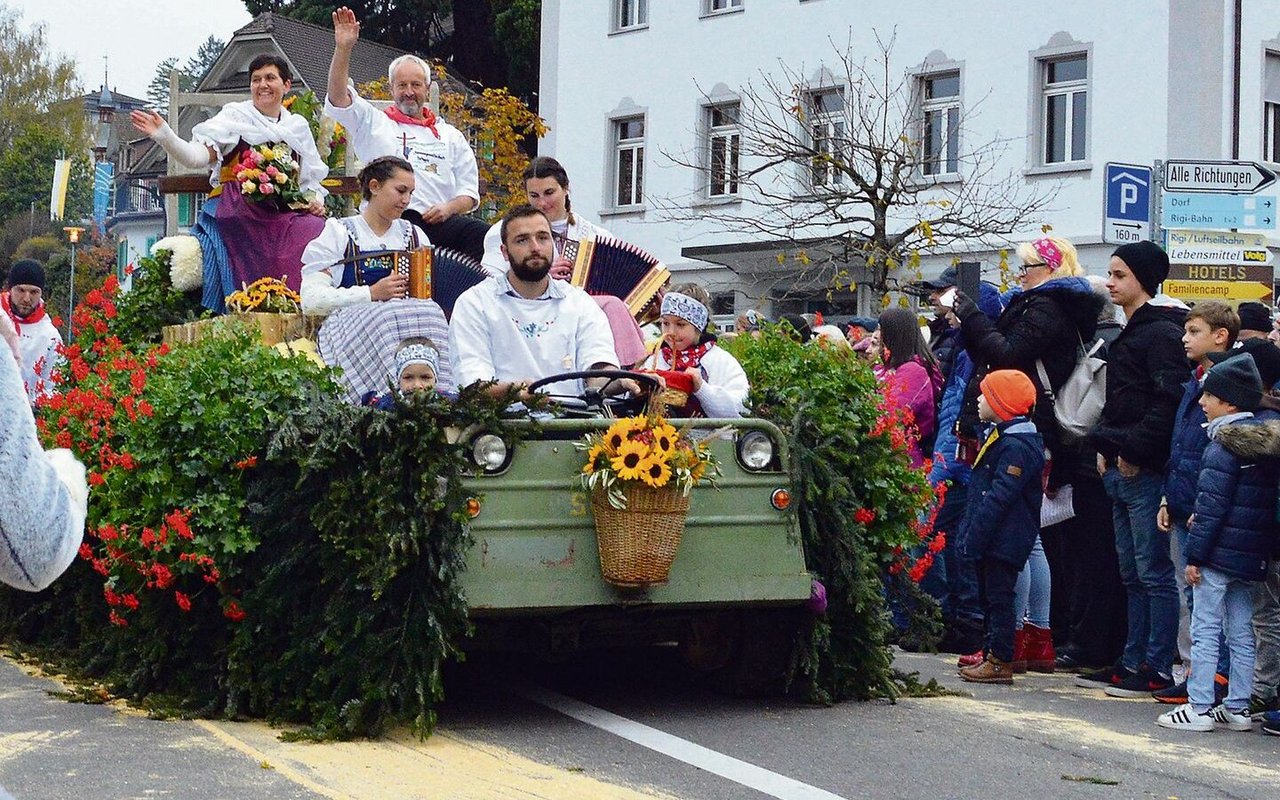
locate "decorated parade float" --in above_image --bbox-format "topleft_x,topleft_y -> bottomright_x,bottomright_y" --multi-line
0,243 -> 942,740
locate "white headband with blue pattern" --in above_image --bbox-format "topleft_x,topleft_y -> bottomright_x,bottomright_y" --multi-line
395,343 -> 439,379
660,291 -> 709,331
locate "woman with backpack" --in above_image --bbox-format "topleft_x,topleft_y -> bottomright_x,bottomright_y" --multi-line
949,236 -> 1105,671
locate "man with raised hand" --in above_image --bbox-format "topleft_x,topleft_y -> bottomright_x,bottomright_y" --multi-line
325,6 -> 489,262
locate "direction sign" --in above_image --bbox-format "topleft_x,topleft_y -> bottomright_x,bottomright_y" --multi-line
1161,192 -> 1277,230
1103,163 -> 1151,244
1164,160 -> 1277,194
1164,261 -> 1275,305
1165,228 -> 1274,265
1163,279 -> 1273,303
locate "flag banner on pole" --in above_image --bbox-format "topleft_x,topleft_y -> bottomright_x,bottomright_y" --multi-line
49,159 -> 71,221
93,161 -> 114,230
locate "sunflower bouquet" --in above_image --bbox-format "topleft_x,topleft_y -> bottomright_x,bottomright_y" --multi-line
578,414 -> 719,510
225,278 -> 302,314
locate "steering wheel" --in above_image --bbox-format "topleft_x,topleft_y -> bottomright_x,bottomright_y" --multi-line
526,369 -> 661,414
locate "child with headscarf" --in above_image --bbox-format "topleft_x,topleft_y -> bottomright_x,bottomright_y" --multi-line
639,283 -> 748,418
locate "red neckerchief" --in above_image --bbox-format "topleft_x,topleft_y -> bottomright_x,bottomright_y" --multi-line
1,292 -> 45,334
384,105 -> 440,139
661,340 -> 714,371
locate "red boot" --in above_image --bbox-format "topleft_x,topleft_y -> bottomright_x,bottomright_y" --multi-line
957,649 -> 984,668
1022,623 -> 1056,673
1010,627 -> 1028,674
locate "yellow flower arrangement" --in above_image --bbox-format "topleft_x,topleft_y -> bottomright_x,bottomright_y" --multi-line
578,414 -> 720,509
225,278 -> 303,315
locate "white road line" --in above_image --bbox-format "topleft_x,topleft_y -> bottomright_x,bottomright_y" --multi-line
519,684 -> 849,800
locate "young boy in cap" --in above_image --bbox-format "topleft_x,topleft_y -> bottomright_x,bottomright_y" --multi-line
1157,354 -> 1277,731
2,259 -> 63,402
957,369 -> 1045,684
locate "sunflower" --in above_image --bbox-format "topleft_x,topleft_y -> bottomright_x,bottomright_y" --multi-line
652,423 -> 677,456
638,454 -> 672,488
582,442 -> 606,474
610,440 -> 649,480
604,417 -> 643,453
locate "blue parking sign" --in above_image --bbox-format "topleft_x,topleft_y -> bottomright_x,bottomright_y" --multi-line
1104,163 -> 1152,243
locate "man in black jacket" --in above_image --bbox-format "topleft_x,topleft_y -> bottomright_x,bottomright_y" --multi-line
1077,241 -> 1187,698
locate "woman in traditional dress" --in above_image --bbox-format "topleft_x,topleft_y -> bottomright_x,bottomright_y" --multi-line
480,156 -> 608,280
299,156 -> 429,315
131,54 -> 327,312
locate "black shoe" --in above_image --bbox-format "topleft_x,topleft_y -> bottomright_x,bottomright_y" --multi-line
1054,651 -> 1096,673
937,618 -> 984,655
1152,680 -> 1188,704
1105,667 -> 1173,698
1075,662 -> 1133,689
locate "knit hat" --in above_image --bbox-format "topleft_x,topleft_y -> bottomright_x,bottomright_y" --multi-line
1236,302 -> 1273,334
1111,241 -> 1170,297
6,259 -> 45,291
1211,338 -> 1280,388
1203,353 -> 1263,411
979,369 -> 1037,421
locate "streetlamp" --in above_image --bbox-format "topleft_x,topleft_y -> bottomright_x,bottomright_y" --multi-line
63,226 -> 85,341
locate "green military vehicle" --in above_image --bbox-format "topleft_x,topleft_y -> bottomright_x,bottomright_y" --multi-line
456,370 -> 812,689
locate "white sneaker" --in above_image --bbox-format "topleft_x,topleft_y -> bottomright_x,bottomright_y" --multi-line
1210,705 -> 1252,732
1156,703 -> 1214,732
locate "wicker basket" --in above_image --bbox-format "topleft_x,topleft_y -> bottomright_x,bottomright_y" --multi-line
591,484 -> 690,589
161,312 -> 310,347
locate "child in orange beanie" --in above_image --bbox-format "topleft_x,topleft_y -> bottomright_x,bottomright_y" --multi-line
957,369 -> 1045,684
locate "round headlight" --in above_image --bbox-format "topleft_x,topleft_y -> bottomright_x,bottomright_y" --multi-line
738,431 -> 775,471
472,434 -> 508,473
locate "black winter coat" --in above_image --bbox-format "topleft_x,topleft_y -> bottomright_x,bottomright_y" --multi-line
1185,417 -> 1280,581
1091,302 -> 1188,472
959,419 -> 1045,567
955,276 -> 1103,488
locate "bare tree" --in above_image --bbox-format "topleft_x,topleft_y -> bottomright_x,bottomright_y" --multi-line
658,32 -> 1057,302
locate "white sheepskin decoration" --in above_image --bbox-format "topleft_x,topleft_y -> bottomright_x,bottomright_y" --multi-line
151,235 -> 203,292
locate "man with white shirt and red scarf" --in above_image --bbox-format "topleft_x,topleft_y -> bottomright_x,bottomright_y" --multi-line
2,260 -> 62,402
326,6 -> 489,262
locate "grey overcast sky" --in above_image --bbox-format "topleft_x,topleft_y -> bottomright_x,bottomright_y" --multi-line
7,0 -> 254,102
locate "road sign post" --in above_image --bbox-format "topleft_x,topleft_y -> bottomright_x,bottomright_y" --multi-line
1103,163 -> 1152,244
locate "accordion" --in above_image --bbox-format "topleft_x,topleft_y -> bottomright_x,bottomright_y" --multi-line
388,246 -> 489,319
568,236 -> 670,323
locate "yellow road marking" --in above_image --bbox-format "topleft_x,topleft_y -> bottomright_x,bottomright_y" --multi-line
198,719 -> 681,800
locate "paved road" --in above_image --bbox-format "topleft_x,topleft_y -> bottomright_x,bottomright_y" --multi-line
3,647 -> 1279,799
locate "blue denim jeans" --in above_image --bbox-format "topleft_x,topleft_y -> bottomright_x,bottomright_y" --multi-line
1189,566 -> 1256,713
1103,467 -> 1179,675
921,481 -> 982,622
1014,533 -> 1051,628
1172,519 -> 1231,677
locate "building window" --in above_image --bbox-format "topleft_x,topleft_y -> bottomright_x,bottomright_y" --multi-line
919,71 -> 960,176
1265,52 -> 1280,163
706,103 -> 741,197
612,0 -> 648,31
1039,53 -> 1088,164
613,116 -> 645,207
806,88 -> 846,188
703,0 -> 743,14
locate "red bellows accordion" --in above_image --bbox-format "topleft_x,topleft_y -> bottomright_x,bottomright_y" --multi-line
568,236 -> 670,323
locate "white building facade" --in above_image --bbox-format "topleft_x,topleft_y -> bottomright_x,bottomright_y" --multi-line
539,0 -> 1280,319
